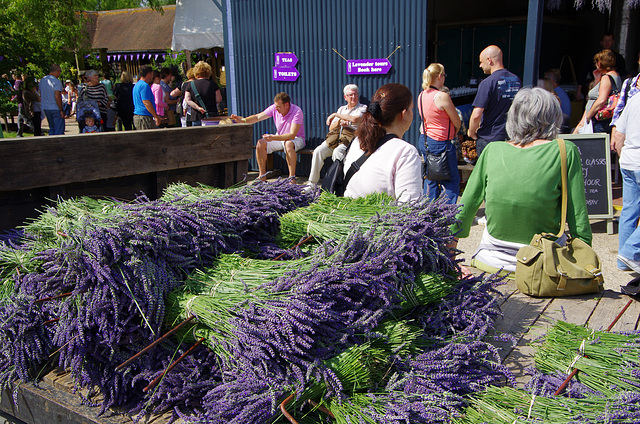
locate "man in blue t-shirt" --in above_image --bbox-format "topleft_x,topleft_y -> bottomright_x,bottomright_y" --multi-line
132,66 -> 162,130
544,69 -> 571,133
468,45 -> 521,156
39,64 -> 65,135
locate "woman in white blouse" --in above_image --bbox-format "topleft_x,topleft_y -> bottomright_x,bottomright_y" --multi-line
342,83 -> 422,202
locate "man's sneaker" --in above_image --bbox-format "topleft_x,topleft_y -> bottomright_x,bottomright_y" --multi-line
617,254 -> 640,273
302,181 -> 317,194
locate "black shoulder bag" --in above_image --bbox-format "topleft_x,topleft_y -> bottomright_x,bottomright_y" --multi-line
419,90 -> 452,181
321,133 -> 396,196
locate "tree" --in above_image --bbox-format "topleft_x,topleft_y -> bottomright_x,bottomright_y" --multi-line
0,0 -> 173,117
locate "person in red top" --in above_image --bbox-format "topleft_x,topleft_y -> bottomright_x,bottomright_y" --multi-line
418,63 -> 461,203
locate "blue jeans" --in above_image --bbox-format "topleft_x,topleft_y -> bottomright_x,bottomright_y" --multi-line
419,134 -> 460,204
618,168 -> 640,267
44,109 -> 65,135
593,118 -> 612,134
475,137 -> 490,157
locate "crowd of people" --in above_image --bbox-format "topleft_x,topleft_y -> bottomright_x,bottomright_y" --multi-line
4,60 -> 221,136
234,40 -> 639,280
5,38 -> 640,279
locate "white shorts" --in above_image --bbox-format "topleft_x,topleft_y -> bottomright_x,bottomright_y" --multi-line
265,136 -> 305,154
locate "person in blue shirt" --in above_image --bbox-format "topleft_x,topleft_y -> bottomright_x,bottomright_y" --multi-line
544,69 -> 571,133
132,66 -> 162,130
39,64 -> 65,135
467,45 -> 522,156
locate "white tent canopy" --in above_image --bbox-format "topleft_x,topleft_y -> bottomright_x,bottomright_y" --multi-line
172,0 -> 224,51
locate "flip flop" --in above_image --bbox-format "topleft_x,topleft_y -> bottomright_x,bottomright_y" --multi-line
621,275 -> 640,296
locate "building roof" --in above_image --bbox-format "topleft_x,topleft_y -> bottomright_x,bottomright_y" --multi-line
90,6 -> 176,53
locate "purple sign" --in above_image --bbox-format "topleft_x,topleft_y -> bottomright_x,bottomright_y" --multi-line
275,53 -> 298,67
346,58 -> 392,75
272,67 -> 300,82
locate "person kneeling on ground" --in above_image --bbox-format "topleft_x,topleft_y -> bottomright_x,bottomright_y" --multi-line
231,92 -> 305,181
450,87 -> 591,278
304,84 -> 366,191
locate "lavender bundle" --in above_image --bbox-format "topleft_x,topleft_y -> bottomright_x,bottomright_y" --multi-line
456,386 -> 640,424
277,191 -> 396,244
533,321 -> 640,396
457,321 -> 640,423
255,275 -> 508,424
138,269 -> 507,423
161,198 -> 513,423
0,180 -> 313,412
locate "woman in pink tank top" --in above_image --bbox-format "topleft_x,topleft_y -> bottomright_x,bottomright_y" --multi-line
418,63 -> 462,203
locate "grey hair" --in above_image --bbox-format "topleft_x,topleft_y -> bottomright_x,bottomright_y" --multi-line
506,87 -> 562,146
85,69 -> 98,78
343,84 -> 359,95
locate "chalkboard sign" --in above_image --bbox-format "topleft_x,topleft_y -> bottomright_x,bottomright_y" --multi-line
561,134 -> 613,219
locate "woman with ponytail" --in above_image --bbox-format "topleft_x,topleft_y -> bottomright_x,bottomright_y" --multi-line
418,63 -> 462,203
342,83 -> 422,202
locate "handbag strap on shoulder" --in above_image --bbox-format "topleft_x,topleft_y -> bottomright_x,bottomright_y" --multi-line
607,74 -> 618,92
344,133 -> 397,188
190,81 -> 208,113
556,138 -> 568,239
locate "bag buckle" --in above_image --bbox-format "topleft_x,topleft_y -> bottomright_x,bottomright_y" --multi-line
556,267 -> 567,291
586,264 -> 602,277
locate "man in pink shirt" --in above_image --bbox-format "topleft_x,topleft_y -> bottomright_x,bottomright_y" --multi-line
231,92 -> 305,181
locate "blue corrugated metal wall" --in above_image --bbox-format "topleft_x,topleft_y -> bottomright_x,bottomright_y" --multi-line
229,0 -> 428,174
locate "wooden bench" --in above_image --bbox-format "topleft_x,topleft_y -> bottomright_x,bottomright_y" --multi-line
259,148 -> 314,176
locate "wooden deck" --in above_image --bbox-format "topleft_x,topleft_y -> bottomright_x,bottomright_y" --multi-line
492,278 -> 640,386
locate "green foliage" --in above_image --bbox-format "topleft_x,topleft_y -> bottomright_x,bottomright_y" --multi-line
0,0 -> 174,112
60,63 -> 79,84
80,0 -> 175,12
158,50 -> 187,76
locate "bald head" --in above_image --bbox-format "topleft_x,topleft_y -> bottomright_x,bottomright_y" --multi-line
479,45 -> 505,75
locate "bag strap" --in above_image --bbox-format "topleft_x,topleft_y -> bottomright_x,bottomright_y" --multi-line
607,74 -> 618,93
555,138 -> 568,239
190,81 -> 208,113
344,133 -> 397,188
418,89 -> 453,144
80,84 -> 88,102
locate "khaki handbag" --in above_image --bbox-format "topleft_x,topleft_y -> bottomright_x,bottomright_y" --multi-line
515,139 -> 604,297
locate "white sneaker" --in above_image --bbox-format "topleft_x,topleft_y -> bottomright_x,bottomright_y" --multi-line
302,181 -> 317,194
617,254 -> 640,273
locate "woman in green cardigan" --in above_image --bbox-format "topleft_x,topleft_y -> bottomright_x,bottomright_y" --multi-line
451,87 -> 592,277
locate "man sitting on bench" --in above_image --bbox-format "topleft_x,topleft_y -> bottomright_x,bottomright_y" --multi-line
304,84 -> 366,191
231,92 -> 305,182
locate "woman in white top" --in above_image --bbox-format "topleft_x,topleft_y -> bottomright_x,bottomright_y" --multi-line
342,83 -> 422,202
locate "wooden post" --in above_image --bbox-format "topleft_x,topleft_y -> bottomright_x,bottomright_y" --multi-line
523,0 -> 544,87
185,50 -> 192,69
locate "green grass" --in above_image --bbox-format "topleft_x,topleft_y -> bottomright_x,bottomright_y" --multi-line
0,129 -> 35,138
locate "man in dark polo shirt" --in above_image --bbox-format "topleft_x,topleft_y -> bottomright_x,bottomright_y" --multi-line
468,45 -> 521,157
